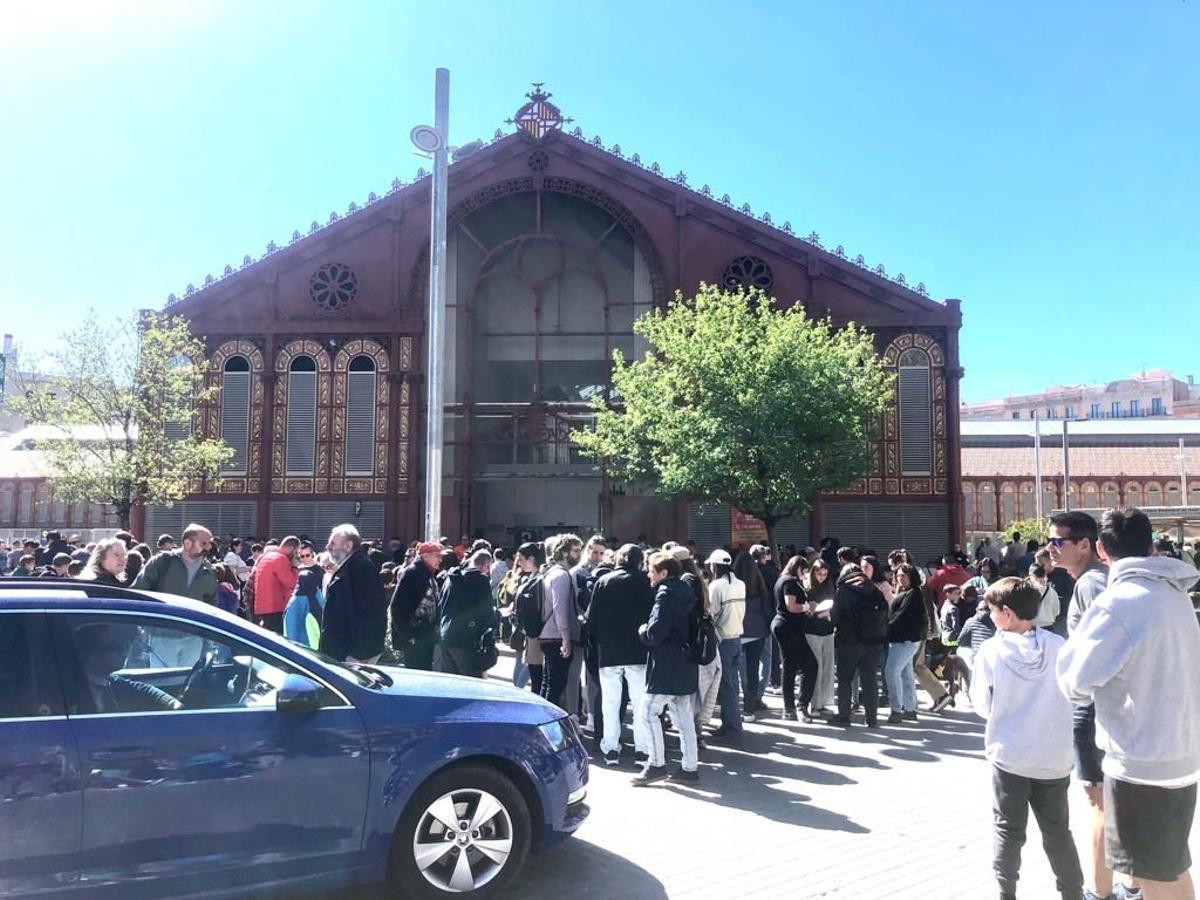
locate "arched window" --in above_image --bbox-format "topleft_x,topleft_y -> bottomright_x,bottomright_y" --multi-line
285,355 -> 318,476
1019,483 -> 1034,519
0,483 -> 13,524
1083,483 -> 1099,509
220,355 -> 252,475
33,484 -> 49,524
1126,483 -> 1141,509
1146,482 -> 1162,507
345,355 -> 377,476
1103,483 -> 1119,508
1190,486 -> 1200,508
963,482 -> 976,530
1001,484 -> 1016,527
1042,482 -> 1057,513
979,482 -> 995,530
898,348 -> 932,476
1167,483 -> 1180,507
17,483 -> 33,526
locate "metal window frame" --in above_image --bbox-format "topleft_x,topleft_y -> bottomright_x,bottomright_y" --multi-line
12,606 -> 357,714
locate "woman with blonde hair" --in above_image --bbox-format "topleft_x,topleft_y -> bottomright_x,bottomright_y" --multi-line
81,538 -> 127,586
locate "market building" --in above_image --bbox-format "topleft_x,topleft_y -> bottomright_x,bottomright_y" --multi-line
133,86 -> 963,559
961,418 -> 1200,544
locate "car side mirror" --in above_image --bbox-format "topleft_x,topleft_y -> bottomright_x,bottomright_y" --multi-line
276,673 -> 324,713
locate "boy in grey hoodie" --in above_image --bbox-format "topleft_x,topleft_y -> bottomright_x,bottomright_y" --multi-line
971,576 -> 1084,900
1058,509 -> 1200,899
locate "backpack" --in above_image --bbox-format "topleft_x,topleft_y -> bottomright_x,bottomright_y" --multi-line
240,569 -> 257,619
685,609 -> 719,666
475,626 -> 499,671
853,584 -> 889,644
514,571 -> 547,639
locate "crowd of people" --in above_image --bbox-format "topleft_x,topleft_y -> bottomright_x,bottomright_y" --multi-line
3,512 -> 1199,899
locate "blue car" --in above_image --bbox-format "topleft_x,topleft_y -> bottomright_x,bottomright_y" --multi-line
0,579 -> 588,898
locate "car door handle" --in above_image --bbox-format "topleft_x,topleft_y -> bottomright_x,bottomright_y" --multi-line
88,747 -> 154,763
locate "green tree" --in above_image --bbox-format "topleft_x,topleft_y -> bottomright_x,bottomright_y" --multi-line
10,311 -> 232,530
573,283 -> 894,553
1001,516 -> 1050,545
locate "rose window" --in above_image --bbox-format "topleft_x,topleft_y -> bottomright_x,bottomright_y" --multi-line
309,263 -> 358,312
721,255 -> 773,292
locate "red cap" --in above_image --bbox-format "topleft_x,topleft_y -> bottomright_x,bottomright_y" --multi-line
417,542 -> 443,556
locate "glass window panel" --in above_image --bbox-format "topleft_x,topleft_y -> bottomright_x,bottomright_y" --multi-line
541,267 -> 606,334
539,360 -> 608,404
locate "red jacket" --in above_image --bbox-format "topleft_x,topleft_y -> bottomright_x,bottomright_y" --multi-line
252,548 -> 299,616
926,564 -> 971,610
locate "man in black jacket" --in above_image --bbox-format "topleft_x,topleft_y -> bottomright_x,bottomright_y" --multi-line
319,524 -> 387,663
827,563 -> 888,728
389,541 -> 443,670
585,544 -> 654,766
36,532 -> 71,568
435,549 -> 496,678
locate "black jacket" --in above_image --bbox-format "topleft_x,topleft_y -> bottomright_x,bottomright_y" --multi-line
80,570 -> 125,587
830,575 -> 887,645
438,567 -> 495,650
319,551 -> 387,661
36,540 -> 70,568
887,587 -> 926,644
640,577 -> 698,696
390,561 -> 440,647
584,567 -> 654,668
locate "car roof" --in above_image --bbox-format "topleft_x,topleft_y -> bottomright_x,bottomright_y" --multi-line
0,578 -> 228,619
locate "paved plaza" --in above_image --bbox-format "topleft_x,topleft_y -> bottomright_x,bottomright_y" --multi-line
464,648 -> 1200,900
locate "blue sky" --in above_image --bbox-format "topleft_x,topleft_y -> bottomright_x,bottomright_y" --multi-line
2,1 -> 1196,403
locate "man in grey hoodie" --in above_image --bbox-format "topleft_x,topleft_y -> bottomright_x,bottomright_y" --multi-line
1050,510 -> 1128,900
1059,508 -> 1200,900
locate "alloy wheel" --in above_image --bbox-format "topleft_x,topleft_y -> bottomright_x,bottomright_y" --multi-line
412,788 -> 514,893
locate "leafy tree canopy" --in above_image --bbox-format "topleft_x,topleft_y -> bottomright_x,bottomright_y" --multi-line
1001,516 -> 1050,545
10,311 -> 232,529
573,283 -> 894,546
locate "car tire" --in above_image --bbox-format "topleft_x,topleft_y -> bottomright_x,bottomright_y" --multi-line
392,764 -> 532,899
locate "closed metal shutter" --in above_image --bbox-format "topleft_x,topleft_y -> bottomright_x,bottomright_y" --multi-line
773,516 -> 811,554
219,371 -> 251,474
344,372 -> 376,476
687,501 -> 730,556
822,501 -> 949,565
165,420 -> 190,442
144,501 -> 257,540
269,501 -> 385,543
899,358 -> 932,476
285,372 -> 317,475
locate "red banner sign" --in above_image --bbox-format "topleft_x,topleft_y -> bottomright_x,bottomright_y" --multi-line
730,508 -> 768,547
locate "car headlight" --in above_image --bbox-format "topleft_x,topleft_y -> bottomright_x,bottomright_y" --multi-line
537,717 -> 573,753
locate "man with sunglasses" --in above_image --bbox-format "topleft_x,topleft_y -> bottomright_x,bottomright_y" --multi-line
1059,509 -> 1199,900
1049,512 -> 1139,900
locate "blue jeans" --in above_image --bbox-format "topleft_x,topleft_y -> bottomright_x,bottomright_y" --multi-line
513,657 -> 530,688
757,636 -> 773,703
716,638 -> 744,731
884,640 -> 919,713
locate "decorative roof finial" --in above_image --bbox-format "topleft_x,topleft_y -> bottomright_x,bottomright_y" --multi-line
507,83 -> 572,139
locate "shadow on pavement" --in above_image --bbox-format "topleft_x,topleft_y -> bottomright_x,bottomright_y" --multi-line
306,838 -> 668,900
517,836 -> 669,898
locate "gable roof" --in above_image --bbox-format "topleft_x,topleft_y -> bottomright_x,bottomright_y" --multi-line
162,89 -> 946,314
